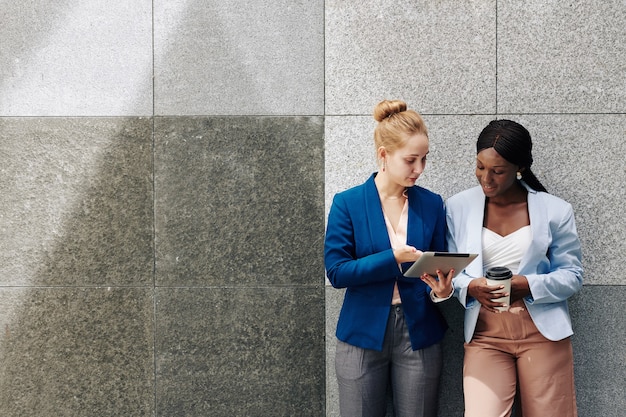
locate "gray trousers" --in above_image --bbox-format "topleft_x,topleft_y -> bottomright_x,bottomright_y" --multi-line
335,304 -> 443,417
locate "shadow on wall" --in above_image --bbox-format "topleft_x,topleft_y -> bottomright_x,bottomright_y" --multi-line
152,115 -> 326,416
0,118 -> 155,416
0,1 -> 327,416
0,3 -> 156,412
0,115 -> 327,416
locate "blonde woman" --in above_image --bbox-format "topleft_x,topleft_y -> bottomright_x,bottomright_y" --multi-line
325,100 -> 453,417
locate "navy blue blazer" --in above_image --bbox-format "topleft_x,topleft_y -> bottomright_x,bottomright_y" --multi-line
324,174 -> 448,351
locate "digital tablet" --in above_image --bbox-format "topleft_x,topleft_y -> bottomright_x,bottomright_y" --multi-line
403,252 -> 478,278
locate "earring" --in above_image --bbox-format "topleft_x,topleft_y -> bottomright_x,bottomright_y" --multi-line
382,159 -> 386,172
516,172 -> 522,180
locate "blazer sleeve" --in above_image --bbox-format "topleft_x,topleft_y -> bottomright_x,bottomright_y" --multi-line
324,193 -> 401,289
525,201 -> 583,304
447,215 -> 478,308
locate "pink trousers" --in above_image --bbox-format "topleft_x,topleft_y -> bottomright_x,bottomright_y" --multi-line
463,300 -> 577,417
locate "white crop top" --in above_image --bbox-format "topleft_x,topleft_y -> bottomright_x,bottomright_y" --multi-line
482,225 -> 532,274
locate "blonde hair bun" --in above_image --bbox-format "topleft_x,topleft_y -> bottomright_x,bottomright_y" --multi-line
373,100 -> 408,122
372,99 -> 428,156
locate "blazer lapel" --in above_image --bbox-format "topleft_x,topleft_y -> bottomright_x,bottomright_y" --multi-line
406,187 -> 424,249
363,175 -> 391,254
520,188 -> 549,273
466,190 -> 486,277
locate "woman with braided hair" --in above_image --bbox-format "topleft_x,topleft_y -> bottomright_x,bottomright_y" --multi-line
439,119 -> 583,416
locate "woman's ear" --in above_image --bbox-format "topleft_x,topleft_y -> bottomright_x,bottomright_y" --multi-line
377,146 -> 387,161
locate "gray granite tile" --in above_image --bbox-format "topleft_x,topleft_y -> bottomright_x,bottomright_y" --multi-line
498,1 -> 626,113
325,113 -> 625,413
324,116 -> 378,217
0,2 -> 152,116
570,286 -> 626,417
413,115 -> 495,200
155,116 -> 324,287
325,1 -> 496,115
0,287 -> 155,417
491,115 -> 626,286
324,115 -> 492,218
326,113 -> 626,286
0,118 -> 153,286
156,287 -> 325,417
154,1 -> 324,115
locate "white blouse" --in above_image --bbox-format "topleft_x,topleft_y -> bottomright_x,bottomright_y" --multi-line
382,198 -> 409,305
482,225 -> 533,275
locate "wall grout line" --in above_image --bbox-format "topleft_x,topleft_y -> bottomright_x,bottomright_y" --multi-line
495,0 -> 499,115
151,0 -> 158,416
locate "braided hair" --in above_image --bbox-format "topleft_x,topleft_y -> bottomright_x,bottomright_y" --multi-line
476,119 -> 547,193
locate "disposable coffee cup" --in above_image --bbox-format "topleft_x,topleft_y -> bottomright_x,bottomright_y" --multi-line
485,266 -> 512,312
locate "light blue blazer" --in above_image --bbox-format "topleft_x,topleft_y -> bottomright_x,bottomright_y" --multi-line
446,182 -> 583,343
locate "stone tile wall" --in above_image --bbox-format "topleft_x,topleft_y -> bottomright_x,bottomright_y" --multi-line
0,1 -> 624,416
